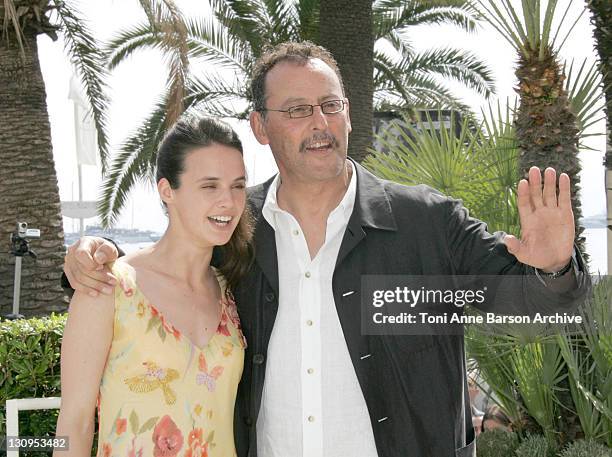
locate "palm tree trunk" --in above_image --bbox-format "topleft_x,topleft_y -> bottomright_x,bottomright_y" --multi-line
319,0 -> 373,163
586,0 -> 612,273
0,31 -> 67,316
515,48 -> 586,258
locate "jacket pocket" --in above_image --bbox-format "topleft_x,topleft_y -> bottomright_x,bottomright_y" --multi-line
455,436 -> 476,457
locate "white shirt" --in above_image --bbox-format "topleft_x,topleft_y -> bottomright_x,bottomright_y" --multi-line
257,162 -> 379,457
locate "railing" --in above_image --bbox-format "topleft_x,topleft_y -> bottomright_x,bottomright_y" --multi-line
5,397 -> 61,457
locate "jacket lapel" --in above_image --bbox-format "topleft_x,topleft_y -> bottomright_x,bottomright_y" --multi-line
248,178 -> 280,295
249,160 -> 397,289
335,160 -> 398,268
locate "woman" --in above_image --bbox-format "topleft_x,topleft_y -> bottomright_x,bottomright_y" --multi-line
55,115 -> 253,457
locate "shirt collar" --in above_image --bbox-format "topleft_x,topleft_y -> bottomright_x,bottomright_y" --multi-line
262,160 -> 357,229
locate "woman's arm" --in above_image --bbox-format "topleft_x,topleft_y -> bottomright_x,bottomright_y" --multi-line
54,289 -> 114,456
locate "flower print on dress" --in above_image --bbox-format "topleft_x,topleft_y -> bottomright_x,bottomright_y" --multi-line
152,415 -> 184,457
184,428 -> 210,457
101,442 -> 112,457
116,274 -> 134,297
127,436 -> 143,457
216,295 -> 247,348
225,296 -> 242,331
124,361 -> 180,405
147,306 -> 181,342
217,309 -> 231,337
196,352 -> 224,392
115,417 -> 127,435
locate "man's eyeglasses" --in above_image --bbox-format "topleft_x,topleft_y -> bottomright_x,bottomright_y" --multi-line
263,99 -> 346,119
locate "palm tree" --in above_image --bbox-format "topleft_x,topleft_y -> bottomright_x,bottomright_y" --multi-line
99,0 -> 496,225
586,0 -> 612,272
476,0 -> 588,255
364,60 -> 606,444
0,0 -> 108,316
372,0 -> 496,112
320,0 -> 373,163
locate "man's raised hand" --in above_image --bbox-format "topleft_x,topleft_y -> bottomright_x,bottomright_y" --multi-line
503,167 -> 574,273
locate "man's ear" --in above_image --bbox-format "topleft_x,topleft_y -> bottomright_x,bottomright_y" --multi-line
345,98 -> 352,134
157,178 -> 174,205
249,111 -> 270,146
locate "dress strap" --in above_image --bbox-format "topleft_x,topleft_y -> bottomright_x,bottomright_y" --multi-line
111,260 -> 137,299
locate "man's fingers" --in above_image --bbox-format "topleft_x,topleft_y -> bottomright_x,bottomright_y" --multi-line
516,179 -> 533,221
74,239 -> 101,271
65,263 -> 110,297
528,166 -> 544,209
72,266 -> 115,296
558,173 -> 571,210
542,167 -> 557,207
503,234 -> 521,257
63,236 -> 117,295
93,242 -> 119,267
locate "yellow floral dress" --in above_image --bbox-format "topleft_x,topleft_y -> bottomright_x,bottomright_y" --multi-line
96,261 -> 245,457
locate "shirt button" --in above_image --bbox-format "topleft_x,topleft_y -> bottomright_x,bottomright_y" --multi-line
308,416 -> 315,422
305,271 -> 311,278
306,320 -> 313,326
253,354 -> 265,365
307,368 -> 314,374
293,229 -> 299,236
264,292 -> 275,302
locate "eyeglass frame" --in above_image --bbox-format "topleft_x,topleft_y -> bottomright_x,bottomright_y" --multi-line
260,99 -> 348,119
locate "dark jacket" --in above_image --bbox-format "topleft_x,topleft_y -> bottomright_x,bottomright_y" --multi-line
231,161 -> 588,457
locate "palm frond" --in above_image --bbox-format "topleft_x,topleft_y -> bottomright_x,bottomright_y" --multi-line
376,30 -> 414,61
209,0 -> 263,53
474,1 -> 528,55
186,17 -> 248,71
373,1 -> 478,39
105,22 -> 160,70
137,0 -> 190,127
99,68 -> 251,226
51,0 -> 110,172
99,94 -> 169,227
186,73 -> 249,118
375,73 -> 471,114
373,0 -> 420,39
393,47 -> 496,99
261,0 -> 296,42
295,0 -> 319,41
565,59 -> 606,148
2,0 -> 26,60
552,2 -> 586,55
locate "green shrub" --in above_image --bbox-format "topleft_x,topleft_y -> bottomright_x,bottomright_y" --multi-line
559,439 -> 612,457
476,429 -> 520,457
0,314 -> 66,450
515,434 -> 556,457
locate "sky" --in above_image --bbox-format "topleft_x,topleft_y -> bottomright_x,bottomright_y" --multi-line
38,0 -> 607,270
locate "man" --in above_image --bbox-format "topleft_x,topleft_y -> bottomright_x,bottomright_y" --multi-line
64,41 -> 588,456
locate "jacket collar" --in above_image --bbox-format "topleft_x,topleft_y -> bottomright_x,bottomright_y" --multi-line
247,159 -> 397,231
247,158 -> 398,293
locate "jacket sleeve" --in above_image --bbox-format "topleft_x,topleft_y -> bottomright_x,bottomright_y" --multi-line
443,197 -> 590,315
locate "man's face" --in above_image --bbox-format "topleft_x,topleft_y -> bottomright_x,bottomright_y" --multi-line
250,58 -> 352,184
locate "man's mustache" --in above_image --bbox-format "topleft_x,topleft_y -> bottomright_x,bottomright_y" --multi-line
300,133 -> 339,153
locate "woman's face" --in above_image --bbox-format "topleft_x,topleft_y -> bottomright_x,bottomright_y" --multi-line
161,143 -> 247,248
